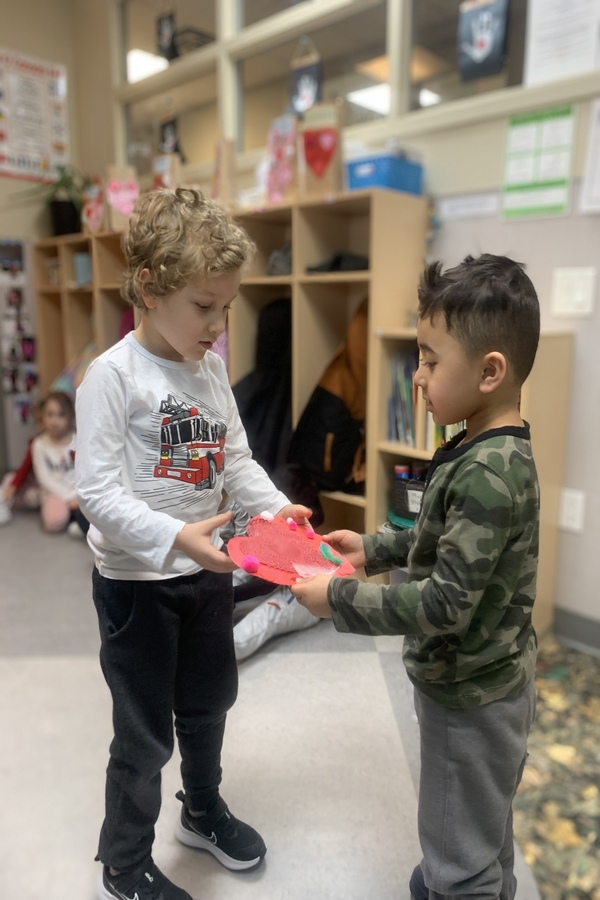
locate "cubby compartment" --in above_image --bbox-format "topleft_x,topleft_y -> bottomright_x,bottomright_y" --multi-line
93,233 -> 126,288
318,491 -> 366,535
35,291 -> 65,390
95,289 -> 130,354
235,206 -> 292,279
33,243 -> 61,290
63,290 -> 94,362
60,237 -> 92,288
295,193 -> 371,275
294,280 -> 368,425
228,284 -> 292,386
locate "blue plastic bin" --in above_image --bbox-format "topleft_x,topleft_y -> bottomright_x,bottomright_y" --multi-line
346,154 -> 423,196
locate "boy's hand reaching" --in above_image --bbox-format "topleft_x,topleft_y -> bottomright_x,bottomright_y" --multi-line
291,575 -> 333,618
291,529 -> 364,617
276,503 -> 312,524
320,529 -> 366,570
173,511 -> 237,573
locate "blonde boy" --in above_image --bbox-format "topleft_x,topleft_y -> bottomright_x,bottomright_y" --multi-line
76,188 -> 310,900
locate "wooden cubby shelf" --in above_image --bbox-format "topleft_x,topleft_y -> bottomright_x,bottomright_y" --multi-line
33,192 -> 571,636
33,232 -> 128,394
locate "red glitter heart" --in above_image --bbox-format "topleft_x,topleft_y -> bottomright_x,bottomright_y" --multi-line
227,515 -> 355,586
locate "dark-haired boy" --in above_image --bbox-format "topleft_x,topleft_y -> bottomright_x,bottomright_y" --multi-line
292,254 -> 541,899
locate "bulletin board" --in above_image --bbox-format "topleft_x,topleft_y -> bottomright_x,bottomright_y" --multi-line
0,46 -> 70,182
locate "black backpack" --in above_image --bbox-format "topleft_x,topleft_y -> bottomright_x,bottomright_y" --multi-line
232,297 -> 293,473
287,297 -> 368,494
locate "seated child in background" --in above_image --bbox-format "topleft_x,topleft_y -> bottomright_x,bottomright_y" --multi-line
292,253 -> 541,900
32,390 -> 88,537
0,401 -> 43,525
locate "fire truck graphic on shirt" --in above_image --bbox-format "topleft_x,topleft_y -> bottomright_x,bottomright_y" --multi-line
154,394 -> 226,490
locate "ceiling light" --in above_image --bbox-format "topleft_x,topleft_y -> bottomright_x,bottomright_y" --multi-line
356,55 -> 389,82
127,49 -> 169,84
347,83 -> 390,115
419,88 -> 441,107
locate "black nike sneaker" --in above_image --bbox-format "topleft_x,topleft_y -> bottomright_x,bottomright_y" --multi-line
99,860 -> 192,900
175,790 -> 266,871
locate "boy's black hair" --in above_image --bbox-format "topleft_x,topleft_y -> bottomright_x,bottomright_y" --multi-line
418,254 -> 540,385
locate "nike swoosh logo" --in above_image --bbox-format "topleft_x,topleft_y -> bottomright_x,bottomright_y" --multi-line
208,831 -> 218,844
107,883 -> 139,900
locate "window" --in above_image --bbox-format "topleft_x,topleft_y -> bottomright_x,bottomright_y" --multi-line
237,0 -> 311,29
125,73 -> 218,175
239,1 -> 388,152
122,0 -> 216,84
409,0 -> 527,111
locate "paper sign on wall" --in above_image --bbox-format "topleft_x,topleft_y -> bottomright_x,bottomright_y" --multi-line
501,106 -> 574,219
0,47 -> 69,182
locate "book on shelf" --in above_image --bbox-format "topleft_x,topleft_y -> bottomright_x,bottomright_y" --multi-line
388,349 -> 419,445
426,413 -> 466,452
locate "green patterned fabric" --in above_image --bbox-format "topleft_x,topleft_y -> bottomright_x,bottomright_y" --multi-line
328,426 -> 539,708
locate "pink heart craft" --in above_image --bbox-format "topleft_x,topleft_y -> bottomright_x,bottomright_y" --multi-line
227,515 -> 355,586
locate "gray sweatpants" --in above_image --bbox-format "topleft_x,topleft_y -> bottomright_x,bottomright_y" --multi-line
414,679 -> 536,900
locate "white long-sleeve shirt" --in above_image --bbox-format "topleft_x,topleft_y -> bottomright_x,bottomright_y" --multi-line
31,432 -> 77,503
75,333 -> 289,580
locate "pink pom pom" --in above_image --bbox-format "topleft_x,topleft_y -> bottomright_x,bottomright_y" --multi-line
241,554 -> 260,574
306,528 -> 315,539
286,517 -> 297,531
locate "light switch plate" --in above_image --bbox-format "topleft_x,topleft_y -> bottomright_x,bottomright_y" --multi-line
551,267 -> 597,317
559,488 -> 586,533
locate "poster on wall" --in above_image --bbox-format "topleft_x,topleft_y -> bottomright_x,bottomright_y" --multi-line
501,106 -> 575,219
289,36 -> 322,115
0,47 -> 69,182
458,0 -> 508,83
524,0 -> 600,86
579,98 -> 600,214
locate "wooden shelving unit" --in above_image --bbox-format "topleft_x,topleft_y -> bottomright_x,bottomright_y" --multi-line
231,188 -> 572,637
232,187 -> 430,533
32,232 -> 128,393
33,192 -> 572,636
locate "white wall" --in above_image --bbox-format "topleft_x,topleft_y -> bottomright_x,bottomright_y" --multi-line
402,101 -> 600,636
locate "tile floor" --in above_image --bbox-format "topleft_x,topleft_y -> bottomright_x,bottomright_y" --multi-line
1,510 -> 541,900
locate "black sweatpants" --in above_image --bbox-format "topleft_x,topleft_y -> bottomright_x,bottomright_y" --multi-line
92,566 -> 238,873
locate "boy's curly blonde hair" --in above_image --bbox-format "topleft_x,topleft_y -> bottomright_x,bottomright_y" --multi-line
121,188 -> 255,309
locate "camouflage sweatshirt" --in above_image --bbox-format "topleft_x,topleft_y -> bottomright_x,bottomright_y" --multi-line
328,425 -> 539,708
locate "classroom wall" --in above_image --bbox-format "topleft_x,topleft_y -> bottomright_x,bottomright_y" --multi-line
0,0 -> 79,240
407,103 -> 600,648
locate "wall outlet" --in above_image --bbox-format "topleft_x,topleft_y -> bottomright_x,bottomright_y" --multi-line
559,488 -> 586,533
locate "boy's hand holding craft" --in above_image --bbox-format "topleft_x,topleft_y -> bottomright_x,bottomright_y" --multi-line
173,510 -> 237,573
290,575 -> 333,619
275,502 -> 313,525
319,529 -> 366,570
291,529 -> 364,619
